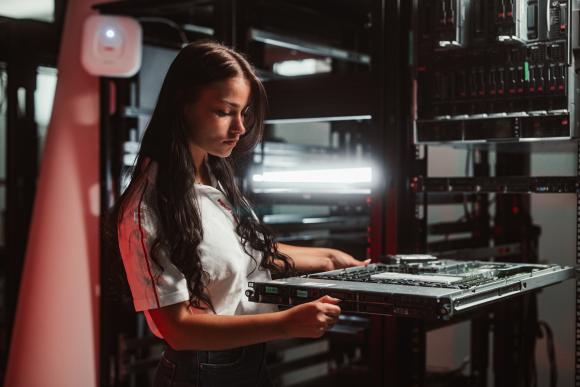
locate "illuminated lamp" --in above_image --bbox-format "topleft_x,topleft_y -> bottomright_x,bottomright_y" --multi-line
81,14 -> 142,77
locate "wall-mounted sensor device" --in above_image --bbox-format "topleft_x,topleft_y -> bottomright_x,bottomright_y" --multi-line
81,15 -> 142,77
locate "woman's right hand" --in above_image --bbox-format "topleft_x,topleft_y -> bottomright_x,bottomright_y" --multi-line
280,295 -> 341,338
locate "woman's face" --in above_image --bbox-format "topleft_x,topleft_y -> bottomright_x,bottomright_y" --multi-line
183,76 -> 251,158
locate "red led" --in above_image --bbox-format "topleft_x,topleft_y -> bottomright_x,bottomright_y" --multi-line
512,206 -> 520,215
529,87 -> 535,92
561,119 -> 569,126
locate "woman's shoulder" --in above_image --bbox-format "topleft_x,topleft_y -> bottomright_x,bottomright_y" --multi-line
119,160 -> 159,219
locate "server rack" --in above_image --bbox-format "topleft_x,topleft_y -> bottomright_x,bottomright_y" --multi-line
401,1 -> 579,387
97,1 -> 579,386
96,1 -> 375,386
239,3 -> 375,385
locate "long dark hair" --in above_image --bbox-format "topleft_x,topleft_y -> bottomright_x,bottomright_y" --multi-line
110,40 -> 294,312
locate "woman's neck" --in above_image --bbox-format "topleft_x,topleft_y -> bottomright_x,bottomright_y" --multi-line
189,143 -> 210,185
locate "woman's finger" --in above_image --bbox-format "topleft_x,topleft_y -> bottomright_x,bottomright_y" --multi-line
323,303 -> 341,316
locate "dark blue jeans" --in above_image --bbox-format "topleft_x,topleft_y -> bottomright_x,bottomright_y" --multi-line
153,342 -> 272,387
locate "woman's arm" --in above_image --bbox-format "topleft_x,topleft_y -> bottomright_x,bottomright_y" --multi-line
275,242 -> 371,273
149,295 -> 341,351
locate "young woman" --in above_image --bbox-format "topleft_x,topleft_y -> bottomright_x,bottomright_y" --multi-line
113,40 -> 370,387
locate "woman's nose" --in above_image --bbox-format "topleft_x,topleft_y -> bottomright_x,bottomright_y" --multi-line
231,113 -> 246,136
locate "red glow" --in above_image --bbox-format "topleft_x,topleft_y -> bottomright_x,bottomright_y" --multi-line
4,1 -> 105,386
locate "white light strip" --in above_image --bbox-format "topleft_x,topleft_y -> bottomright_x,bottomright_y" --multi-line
416,136 -> 572,145
273,58 -> 331,76
183,23 -> 214,36
0,0 -> 53,21
265,115 -> 371,124
252,188 -> 372,195
251,29 -> 371,65
252,167 -> 372,184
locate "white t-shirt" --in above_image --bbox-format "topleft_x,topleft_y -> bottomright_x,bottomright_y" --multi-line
117,163 -> 277,338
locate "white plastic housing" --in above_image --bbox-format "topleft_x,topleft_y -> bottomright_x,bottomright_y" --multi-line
81,14 -> 142,77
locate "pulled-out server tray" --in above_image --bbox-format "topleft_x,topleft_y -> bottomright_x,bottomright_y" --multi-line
246,257 -> 575,320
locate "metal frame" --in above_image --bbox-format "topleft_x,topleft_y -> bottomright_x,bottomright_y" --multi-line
383,0 -> 569,385
576,139 -> 580,387
369,0 -> 429,386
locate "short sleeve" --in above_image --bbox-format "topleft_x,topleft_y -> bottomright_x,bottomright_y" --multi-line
117,186 -> 190,312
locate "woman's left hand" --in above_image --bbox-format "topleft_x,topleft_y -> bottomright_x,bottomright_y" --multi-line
324,249 -> 371,270
274,243 -> 371,273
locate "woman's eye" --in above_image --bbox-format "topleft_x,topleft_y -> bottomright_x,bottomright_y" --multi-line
216,110 -> 230,117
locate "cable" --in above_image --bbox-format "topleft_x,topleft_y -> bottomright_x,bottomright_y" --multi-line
441,149 -> 497,241
537,321 -> 557,387
136,17 -> 189,46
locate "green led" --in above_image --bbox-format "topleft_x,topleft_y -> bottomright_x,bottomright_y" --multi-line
524,61 -> 530,81
265,286 -> 278,295
297,290 -> 308,298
